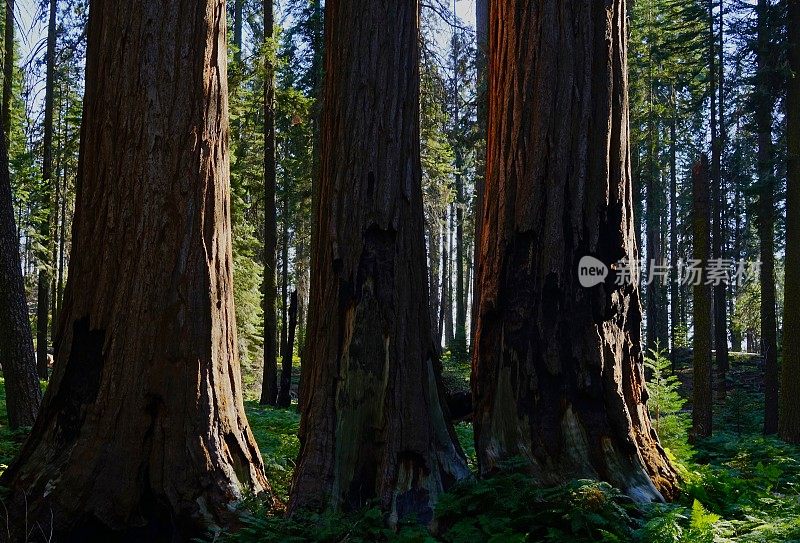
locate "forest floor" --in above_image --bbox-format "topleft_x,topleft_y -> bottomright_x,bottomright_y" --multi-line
1,355 -> 800,542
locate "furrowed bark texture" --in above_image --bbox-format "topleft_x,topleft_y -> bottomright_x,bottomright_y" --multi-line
290,0 -> 469,523
692,157 -> 713,440
0,129 -> 41,429
780,0 -> 800,443
472,0 -> 677,502
0,1 -> 270,539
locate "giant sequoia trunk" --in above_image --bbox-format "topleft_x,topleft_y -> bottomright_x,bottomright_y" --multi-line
0,129 -> 41,429
780,0 -> 800,443
0,2 -> 270,538
472,0 -> 677,502
290,0 -> 469,521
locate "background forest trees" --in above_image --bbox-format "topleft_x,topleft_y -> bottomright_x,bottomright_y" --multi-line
0,0 -> 794,432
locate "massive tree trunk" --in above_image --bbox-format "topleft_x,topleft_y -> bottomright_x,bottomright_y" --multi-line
780,0 -> 800,443
0,2 -> 271,538
472,0 -> 677,502
710,0 -> 729,399
692,157 -> 713,440
0,125 -> 42,429
261,0 -> 279,407
290,0 -> 469,521
756,0 -> 779,435
34,0 -> 57,380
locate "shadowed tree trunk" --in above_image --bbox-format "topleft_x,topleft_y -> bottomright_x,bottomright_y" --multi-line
692,156 -> 713,440
428,224 -> 441,342
472,0 -> 677,502
0,2 -> 271,538
0,126 -> 42,429
780,0 -> 800,443
297,0 -> 323,413
756,0 -> 778,435
452,31 -> 467,360
261,0 -> 279,406
444,210 -> 455,347
645,166 -> 668,351
34,0 -> 57,380
233,0 -> 243,60
711,0 -> 729,400
2,0 -> 13,142
669,101 -> 679,368
290,0 -> 469,522
472,0 -> 488,342
278,290 -> 298,408
0,0 -> 41,429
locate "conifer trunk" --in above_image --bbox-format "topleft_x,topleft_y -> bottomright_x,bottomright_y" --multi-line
0,2 -> 271,538
278,290 -> 298,408
756,0 -> 779,435
472,0 -> 677,502
711,0 -> 729,399
261,0 -> 279,406
692,157 -> 713,440
0,128 -> 42,429
780,0 -> 800,443
290,0 -> 469,521
34,0 -> 57,381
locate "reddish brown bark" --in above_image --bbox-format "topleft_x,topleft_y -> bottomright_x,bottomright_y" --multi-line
472,0 -> 677,502
0,1 -> 270,539
290,0 -> 469,522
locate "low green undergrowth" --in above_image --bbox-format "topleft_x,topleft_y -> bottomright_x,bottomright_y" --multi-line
2,369 -> 800,542
244,401 -> 301,503
0,378 -> 33,476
